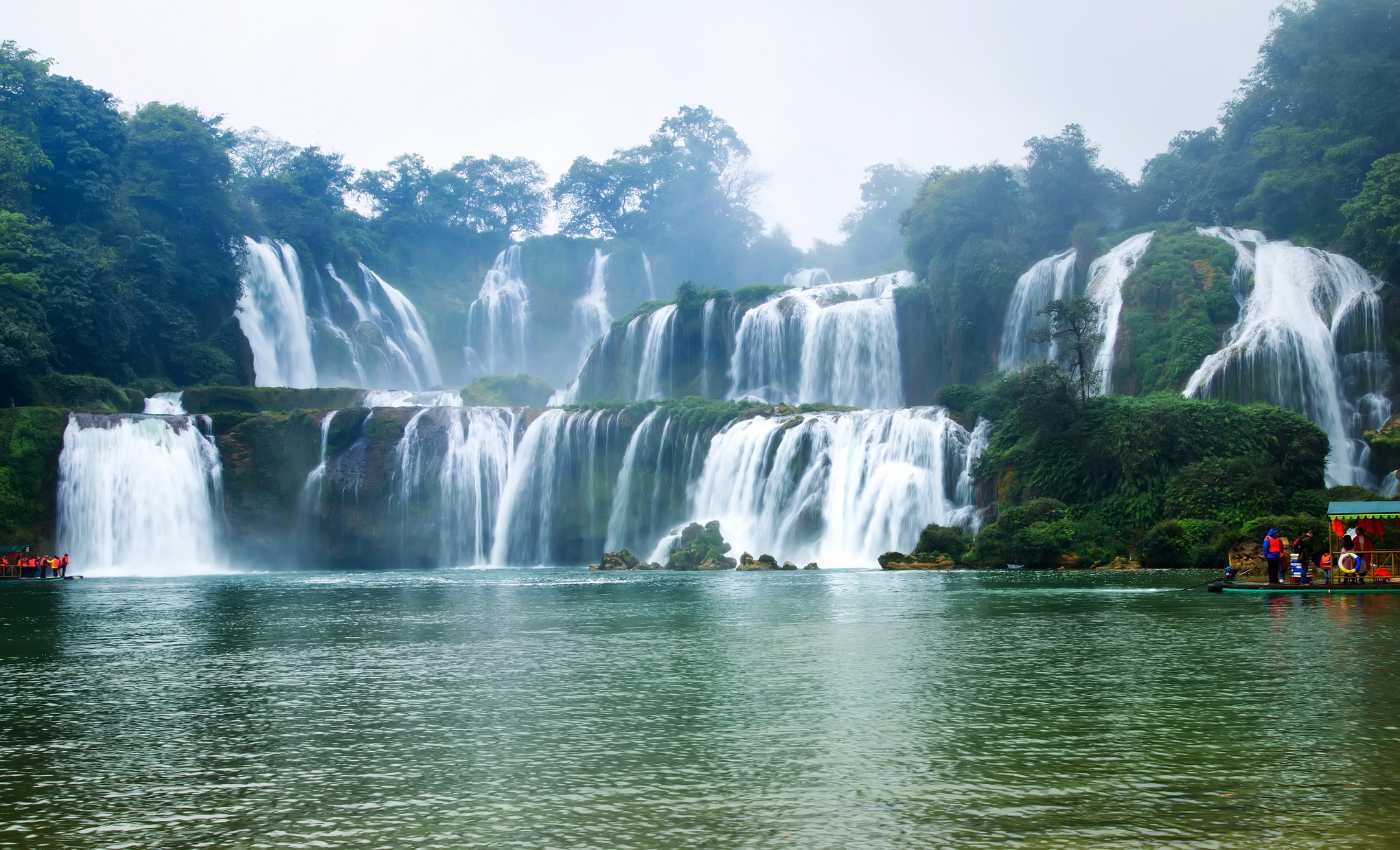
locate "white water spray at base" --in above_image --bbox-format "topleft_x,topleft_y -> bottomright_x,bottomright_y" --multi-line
57,414 -> 226,575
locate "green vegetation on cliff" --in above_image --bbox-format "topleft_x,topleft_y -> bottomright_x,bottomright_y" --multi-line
941,365 -> 1331,567
0,407 -> 66,548
1114,224 -> 1240,394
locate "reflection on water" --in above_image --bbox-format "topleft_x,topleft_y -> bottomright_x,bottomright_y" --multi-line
4,569 -> 1400,848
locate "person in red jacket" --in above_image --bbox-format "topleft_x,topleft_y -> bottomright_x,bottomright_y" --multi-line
1263,528 -> 1284,584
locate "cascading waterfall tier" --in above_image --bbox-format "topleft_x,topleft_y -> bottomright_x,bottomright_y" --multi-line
237,238 -> 319,388
394,406 -> 517,566
142,392 -> 186,415
490,409 -> 627,566
465,245 -> 530,379
728,272 -> 912,408
783,268 -> 833,289
1185,227 -> 1391,487
362,390 -> 464,408
56,414 -> 226,575
997,232 -> 1154,388
571,249 -> 613,368
235,237 -> 441,389
664,407 -> 986,566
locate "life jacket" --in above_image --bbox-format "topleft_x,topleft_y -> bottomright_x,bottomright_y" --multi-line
1267,535 -> 1282,555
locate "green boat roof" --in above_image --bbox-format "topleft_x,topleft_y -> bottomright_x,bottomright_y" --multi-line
1328,500 -> 1400,519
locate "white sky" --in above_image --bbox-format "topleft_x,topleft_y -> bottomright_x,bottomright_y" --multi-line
7,0 -> 1280,247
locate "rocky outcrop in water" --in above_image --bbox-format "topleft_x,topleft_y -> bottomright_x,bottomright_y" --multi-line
667,521 -> 736,570
589,549 -> 660,571
878,551 -> 957,570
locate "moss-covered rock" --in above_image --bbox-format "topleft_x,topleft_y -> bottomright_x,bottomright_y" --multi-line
1364,415 -> 1400,474
878,551 -> 957,570
462,375 -> 554,407
11,373 -> 143,413
0,407 -> 68,549
184,386 -> 365,415
667,521 -> 735,570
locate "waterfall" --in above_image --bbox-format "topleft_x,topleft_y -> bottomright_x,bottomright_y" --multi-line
997,232 -> 1154,385
299,410 -> 339,531
642,252 -> 657,300
728,272 -> 911,408
632,304 -> 678,401
1086,232 -> 1153,393
784,268 -> 833,289
359,264 -> 443,389
490,409 -> 624,565
236,237 -> 318,388
395,406 -> 517,566
362,390 -> 464,408
671,407 -> 984,566
465,245 -> 530,378
572,249 -> 613,367
603,410 -> 714,555
1185,227 -> 1391,487
700,298 -> 718,398
235,236 -> 442,389
143,392 -> 185,415
56,414 -> 226,575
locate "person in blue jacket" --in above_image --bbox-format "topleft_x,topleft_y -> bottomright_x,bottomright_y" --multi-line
1263,528 -> 1284,583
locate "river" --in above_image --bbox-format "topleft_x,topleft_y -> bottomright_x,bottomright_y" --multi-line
3,569 -> 1400,848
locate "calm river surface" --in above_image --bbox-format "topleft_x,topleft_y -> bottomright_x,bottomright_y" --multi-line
4,568 -> 1400,849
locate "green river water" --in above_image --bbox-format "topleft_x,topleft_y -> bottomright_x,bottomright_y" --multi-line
3,568 -> 1400,849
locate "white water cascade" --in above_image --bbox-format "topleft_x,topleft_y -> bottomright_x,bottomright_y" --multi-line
56,414 -> 226,575
642,252 -> 657,300
143,392 -> 186,415
667,407 -> 986,566
362,390 -> 464,408
729,272 -> 911,408
299,410 -> 339,528
490,409 -> 626,566
571,249 -> 613,367
631,305 -> 678,401
1185,227 -> 1391,486
997,232 -> 1154,389
700,298 -> 719,398
236,237 -> 319,388
395,406 -> 518,566
784,268 -> 833,289
465,245 -> 530,378
236,237 -> 442,389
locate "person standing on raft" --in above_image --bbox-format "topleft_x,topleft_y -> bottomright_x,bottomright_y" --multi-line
1263,528 -> 1284,584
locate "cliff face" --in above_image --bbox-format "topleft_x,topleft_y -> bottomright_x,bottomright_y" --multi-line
0,407 -> 69,551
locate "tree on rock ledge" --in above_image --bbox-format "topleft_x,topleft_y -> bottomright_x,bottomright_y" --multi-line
667,521 -> 735,571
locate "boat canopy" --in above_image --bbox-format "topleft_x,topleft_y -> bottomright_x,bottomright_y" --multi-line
1327,501 -> 1400,520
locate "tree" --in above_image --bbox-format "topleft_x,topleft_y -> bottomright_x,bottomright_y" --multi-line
121,103 -> 240,331
1034,297 -> 1102,402
1342,153 -> 1400,283
900,165 -> 1020,278
231,127 -> 294,181
446,155 -> 548,236
836,162 -> 924,276
1023,124 -> 1126,251
552,106 -> 762,281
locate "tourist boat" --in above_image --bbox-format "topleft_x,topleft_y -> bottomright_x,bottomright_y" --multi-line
1210,500 -> 1400,594
0,546 -> 73,581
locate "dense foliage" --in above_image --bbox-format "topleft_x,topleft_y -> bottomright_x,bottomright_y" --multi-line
942,365 -> 1330,566
0,42 -> 248,402
897,0 -> 1400,394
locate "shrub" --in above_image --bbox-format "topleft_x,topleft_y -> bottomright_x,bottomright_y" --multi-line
667,521 -> 733,570
912,524 -> 968,561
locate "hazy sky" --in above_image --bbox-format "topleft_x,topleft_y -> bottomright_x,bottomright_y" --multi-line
9,0 -> 1280,247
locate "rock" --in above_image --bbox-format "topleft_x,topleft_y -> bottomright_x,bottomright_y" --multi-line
1099,556 -> 1142,571
697,557 -> 736,571
878,551 -> 956,570
667,520 -> 734,570
757,554 -> 779,569
739,552 -> 755,566
590,548 -> 643,571
780,560 -> 798,570
803,562 -> 819,570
